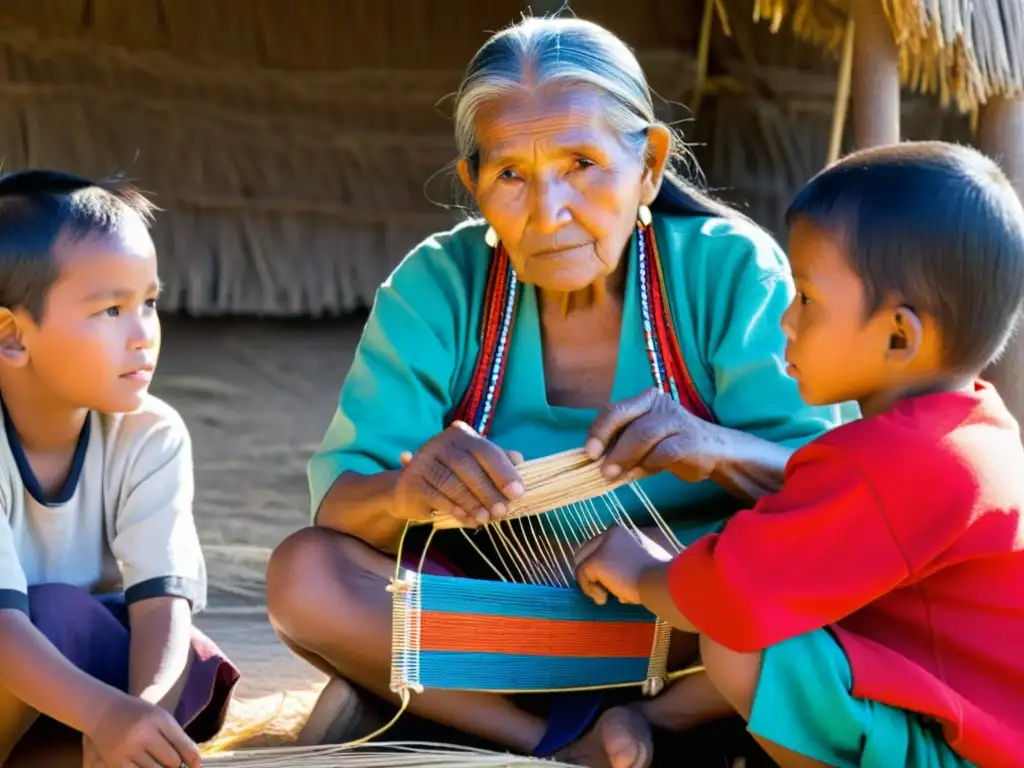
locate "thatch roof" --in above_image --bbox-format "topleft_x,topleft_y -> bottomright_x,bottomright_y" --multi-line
751,0 -> 1024,113
0,0 -> 985,316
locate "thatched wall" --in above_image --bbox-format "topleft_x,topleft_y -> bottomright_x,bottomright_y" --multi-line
0,0 -> 974,316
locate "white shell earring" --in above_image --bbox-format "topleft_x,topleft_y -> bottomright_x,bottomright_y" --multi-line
638,205 -> 653,227
484,226 -> 499,248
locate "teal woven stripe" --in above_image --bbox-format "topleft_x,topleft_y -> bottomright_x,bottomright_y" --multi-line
414,572 -> 658,623
411,650 -> 650,690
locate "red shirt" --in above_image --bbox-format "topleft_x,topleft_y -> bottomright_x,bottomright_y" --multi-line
668,382 -> 1024,767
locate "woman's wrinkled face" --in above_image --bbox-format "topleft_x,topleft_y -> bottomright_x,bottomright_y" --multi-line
460,87 -> 664,292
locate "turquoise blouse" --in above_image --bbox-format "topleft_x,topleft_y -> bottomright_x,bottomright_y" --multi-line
309,215 -> 845,543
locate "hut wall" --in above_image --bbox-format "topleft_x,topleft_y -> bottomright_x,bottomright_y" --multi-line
0,0 -> 974,316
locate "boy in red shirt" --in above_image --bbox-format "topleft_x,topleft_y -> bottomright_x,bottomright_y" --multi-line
575,141 -> 1024,768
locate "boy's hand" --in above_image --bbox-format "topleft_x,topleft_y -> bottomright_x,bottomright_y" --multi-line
86,692 -> 200,768
574,525 -> 673,606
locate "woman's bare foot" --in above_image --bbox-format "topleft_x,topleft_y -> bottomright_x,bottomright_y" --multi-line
556,706 -> 653,768
296,677 -> 384,746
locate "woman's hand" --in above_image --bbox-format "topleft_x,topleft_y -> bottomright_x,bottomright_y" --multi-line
574,525 -> 673,606
393,421 -> 525,526
585,389 -> 727,483
85,691 -> 200,768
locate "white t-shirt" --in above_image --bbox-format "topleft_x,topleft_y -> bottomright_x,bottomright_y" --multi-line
0,394 -> 206,614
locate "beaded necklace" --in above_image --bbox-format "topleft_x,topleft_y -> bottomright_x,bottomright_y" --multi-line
451,219 -> 714,435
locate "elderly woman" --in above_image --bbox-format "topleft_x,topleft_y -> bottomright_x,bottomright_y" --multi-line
267,16 -> 844,768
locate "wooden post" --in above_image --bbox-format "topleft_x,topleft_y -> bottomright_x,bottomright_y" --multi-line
977,96 -> 1024,426
850,0 -> 901,148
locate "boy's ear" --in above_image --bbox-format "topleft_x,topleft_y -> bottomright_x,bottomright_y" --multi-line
884,305 -> 924,365
0,309 -> 29,368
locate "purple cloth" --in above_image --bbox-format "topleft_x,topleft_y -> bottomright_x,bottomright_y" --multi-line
531,691 -> 606,757
27,583 -> 239,743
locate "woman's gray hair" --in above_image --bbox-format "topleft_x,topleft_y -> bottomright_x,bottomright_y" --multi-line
452,16 -> 741,220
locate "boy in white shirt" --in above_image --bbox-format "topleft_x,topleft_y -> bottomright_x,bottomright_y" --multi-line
0,170 -> 238,767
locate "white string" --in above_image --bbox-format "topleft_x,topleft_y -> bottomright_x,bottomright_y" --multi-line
205,741 -> 582,767
468,480 -> 681,588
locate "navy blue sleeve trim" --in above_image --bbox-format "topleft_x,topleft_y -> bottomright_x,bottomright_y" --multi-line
124,576 -> 202,607
0,588 -> 29,614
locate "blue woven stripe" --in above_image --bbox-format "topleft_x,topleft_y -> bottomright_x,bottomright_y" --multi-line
410,650 -> 650,690
415,572 -> 657,623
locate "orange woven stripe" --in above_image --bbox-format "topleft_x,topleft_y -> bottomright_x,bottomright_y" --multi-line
420,612 -> 656,658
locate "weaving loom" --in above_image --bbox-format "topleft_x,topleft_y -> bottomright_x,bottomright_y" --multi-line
390,448 -> 684,698
383,216 -> 709,727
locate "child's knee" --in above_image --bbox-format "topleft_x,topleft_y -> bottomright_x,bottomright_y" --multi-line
699,634 -> 763,720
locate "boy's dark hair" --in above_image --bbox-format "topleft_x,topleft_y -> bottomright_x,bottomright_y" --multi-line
0,170 -> 156,323
786,141 -> 1024,375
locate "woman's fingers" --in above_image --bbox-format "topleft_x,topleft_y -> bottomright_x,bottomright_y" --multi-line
396,423 -> 525,527
585,389 -> 659,460
421,458 -> 487,521
464,435 -> 525,500
439,436 -> 524,521
632,439 -> 689,478
439,448 -> 511,523
394,464 -> 468,523
602,412 -> 679,478
587,391 -> 710,481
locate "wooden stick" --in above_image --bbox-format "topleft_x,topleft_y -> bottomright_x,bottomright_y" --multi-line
689,0 -> 717,120
827,16 -> 857,165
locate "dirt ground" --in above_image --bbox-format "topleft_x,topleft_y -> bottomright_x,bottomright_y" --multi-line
150,314 -> 368,746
